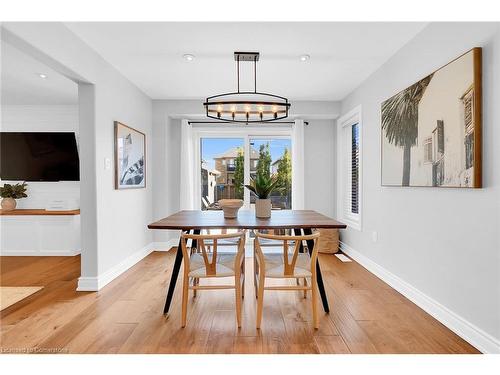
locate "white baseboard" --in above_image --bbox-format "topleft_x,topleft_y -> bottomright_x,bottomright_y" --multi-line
77,244 -> 154,291
339,241 -> 500,354
75,276 -> 99,291
150,239 -> 178,251
76,239 -> 178,292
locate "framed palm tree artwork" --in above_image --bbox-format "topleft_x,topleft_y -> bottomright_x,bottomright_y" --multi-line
114,121 -> 146,189
381,48 -> 482,188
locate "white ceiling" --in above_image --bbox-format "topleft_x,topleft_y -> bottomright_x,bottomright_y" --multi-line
65,22 -> 427,101
1,41 -> 78,105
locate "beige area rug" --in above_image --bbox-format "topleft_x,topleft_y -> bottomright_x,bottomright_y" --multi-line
0,286 -> 43,311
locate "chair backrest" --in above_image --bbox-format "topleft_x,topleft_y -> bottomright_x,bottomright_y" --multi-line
201,197 -> 210,209
254,230 -> 321,276
181,230 -> 246,276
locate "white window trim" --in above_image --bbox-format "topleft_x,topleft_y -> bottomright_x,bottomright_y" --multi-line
336,105 -> 362,231
191,124 -> 302,211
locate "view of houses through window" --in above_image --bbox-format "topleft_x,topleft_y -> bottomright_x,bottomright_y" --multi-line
200,137 -> 292,210
250,138 -> 292,210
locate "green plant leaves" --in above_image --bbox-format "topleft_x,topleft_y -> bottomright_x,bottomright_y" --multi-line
244,174 -> 281,199
0,182 -> 28,199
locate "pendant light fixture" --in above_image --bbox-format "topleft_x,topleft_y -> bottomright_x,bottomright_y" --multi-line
203,52 -> 290,123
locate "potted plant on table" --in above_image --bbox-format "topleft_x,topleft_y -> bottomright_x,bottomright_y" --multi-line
0,182 -> 28,211
245,174 -> 281,218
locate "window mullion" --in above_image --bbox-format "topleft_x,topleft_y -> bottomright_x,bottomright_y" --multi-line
243,134 -> 250,209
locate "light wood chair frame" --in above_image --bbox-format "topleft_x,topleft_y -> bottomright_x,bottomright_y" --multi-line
253,230 -> 321,329
180,230 -> 246,328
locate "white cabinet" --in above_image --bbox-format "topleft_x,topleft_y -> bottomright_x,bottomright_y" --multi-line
0,212 -> 80,256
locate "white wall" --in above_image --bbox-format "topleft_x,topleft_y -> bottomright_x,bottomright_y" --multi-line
150,110 -> 181,244
304,120 -> 336,218
339,22 -> 500,351
2,23 -> 154,289
151,100 -> 339,244
1,105 -> 78,132
1,105 -> 80,209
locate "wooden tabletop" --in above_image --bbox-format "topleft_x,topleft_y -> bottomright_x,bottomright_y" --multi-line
0,209 -> 80,216
148,210 -> 346,230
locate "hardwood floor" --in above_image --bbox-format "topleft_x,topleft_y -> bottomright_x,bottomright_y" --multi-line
0,251 -> 479,354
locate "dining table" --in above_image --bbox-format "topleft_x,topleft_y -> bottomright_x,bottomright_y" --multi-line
148,209 -> 347,317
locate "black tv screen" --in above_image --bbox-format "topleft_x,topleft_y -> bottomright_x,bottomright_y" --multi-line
1,132 -> 80,181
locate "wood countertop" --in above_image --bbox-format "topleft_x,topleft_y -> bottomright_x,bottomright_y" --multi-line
0,209 -> 80,216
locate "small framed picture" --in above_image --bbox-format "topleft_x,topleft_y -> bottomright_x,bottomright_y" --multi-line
114,121 -> 146,189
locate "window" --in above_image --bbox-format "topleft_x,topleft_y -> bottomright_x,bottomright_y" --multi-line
462,87 -> 474,170
424,137 -> 433,163
200,138 -> 244,209
337,106 -> 362,230
350,124 -> 360,214
250,138 -> 292,210
436,120 -> 445,155
196,128 -> 297,212
465,133 -> 474,170
429,120 -> 445,187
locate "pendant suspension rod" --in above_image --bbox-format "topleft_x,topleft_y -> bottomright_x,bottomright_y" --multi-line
237,56 -> 240,93
254,56 -> 257,93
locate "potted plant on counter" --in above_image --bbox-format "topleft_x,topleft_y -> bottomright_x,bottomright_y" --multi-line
245,174 -> 281,218
0,182 -> 28,211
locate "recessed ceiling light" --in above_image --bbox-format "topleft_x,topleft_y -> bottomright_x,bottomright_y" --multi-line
182,54 -> 195,62
299,54 -> 310,62
37,73 -> 48,79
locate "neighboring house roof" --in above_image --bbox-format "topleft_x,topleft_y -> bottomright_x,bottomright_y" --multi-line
272,157 -> 282,166
201,165 -> 221,175
214,147 -> 259,159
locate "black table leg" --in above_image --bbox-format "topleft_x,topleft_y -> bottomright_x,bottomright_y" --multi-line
163,234 -> 186,315
303,228 -> 330,313
294,228 -> 305,253
163,229 -> 200,316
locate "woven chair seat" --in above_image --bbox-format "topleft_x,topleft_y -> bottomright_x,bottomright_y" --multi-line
262,253 -> 312,278
188,252 -> 238,277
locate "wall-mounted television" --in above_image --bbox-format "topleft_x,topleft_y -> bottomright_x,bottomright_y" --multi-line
0,132 -> 80,181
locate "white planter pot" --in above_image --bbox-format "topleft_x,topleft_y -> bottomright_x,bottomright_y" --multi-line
255,198 -> 272,218
1,197 -> 17,211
